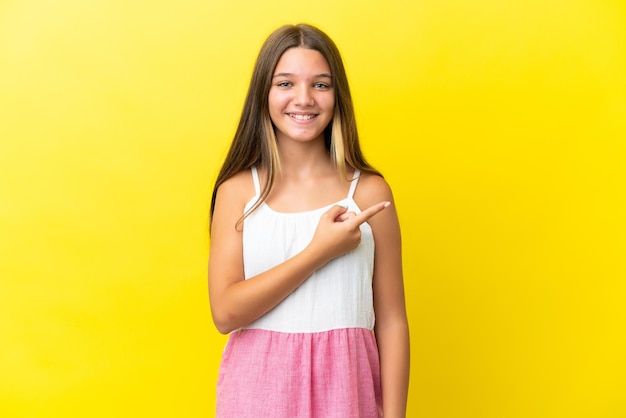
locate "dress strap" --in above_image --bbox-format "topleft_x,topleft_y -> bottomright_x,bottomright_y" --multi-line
347,169 -> 361,199
251,166 -> 261,195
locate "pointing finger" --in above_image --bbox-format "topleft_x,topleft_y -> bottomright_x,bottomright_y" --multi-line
350,201 -> 391,226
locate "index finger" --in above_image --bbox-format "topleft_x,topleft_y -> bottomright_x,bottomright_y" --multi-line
350,201 -> 391,226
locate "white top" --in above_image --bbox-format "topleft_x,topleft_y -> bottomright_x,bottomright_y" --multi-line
242,167 -> 376,333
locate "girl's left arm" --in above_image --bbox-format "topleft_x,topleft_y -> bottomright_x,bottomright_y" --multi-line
359,175 -> 410,418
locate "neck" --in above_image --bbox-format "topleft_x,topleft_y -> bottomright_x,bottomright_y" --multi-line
276,136 -> 334,177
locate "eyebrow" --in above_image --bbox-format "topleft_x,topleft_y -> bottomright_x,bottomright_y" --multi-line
272,72 -> 333,79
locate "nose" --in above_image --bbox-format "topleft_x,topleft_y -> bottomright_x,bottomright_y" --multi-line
294,85 -> 314,106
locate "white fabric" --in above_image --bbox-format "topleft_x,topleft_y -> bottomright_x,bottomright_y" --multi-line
242,167 -> 375,333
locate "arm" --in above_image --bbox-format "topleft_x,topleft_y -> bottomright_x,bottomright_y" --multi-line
208,172 -> 390,334
358,175 -> 410,417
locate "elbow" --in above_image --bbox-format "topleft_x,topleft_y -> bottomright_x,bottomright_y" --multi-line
211,309 -> 240,335
209,291 -> 239,334
214,321 -> 236,335
209,288 -> 252,334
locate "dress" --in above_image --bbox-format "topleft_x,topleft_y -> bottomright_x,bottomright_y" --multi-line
216,167 -> 382,418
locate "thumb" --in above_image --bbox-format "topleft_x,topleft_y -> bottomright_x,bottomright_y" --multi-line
324,204 -> 349,221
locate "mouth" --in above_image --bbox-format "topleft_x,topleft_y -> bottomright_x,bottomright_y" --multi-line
288,113 -> 318,121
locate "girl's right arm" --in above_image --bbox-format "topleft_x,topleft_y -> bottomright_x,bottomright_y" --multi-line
208,174 -> 389,334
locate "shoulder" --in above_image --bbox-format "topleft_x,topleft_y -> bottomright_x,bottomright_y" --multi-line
354,171 -> 394,207
214,169 -> 256,210
353,171 -> 400,234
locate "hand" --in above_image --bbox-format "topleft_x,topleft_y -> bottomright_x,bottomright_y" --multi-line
307,201 -> 391,264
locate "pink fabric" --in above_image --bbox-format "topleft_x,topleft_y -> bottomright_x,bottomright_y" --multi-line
216,328 -> 382,417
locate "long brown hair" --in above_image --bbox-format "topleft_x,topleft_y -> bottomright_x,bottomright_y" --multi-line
210,23 -> 380,228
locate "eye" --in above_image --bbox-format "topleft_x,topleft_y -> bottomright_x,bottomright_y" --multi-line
314,82 -> 330,89
276,81 -> 292,87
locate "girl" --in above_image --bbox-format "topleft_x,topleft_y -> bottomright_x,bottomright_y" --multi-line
208,24 -> 409,417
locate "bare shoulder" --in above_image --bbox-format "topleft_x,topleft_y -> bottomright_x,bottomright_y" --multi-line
354,171 -> 394,208
353,171 -> 400,234
214,169 -> 257,211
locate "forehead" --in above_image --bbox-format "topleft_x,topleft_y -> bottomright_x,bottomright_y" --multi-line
273,47 -> 331,75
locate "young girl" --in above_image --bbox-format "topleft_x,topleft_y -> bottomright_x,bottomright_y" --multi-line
208,24 -> 409,418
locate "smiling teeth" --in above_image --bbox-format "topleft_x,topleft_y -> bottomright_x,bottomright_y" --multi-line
290,114 -> 316,120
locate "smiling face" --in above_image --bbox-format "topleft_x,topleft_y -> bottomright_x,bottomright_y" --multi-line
268,47 -> 335,146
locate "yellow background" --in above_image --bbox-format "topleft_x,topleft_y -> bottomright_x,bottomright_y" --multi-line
1,0 -> 625,417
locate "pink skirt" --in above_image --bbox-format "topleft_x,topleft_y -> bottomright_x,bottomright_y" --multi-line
216,328 -> 382,418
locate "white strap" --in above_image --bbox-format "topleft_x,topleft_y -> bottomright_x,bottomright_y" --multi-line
251,166 -> 261,195
347,169 -> 360,199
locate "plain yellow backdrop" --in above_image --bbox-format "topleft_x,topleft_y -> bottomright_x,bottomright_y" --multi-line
1,0 -> 625,417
